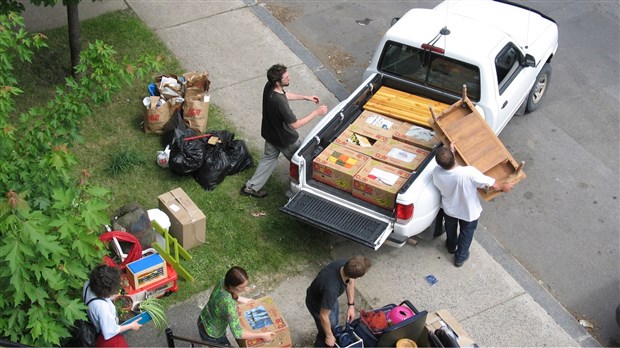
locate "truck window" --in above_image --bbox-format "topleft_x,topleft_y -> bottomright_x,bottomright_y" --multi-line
495,43 -> 524,95
378,41 -> 480,101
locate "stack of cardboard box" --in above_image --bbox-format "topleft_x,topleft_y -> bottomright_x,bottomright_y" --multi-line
313,110 -> 440,210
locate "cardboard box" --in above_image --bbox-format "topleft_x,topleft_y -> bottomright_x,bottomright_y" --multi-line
237,296 -> 292,348
423,309 -> 476,347
352,110 -> 402,139
313,143 -> 371,192
352,160 -> 410,210
373,139 -> 430,172
393,122 -> 440,150
158,188 -> 206,250
334,128 -> 387,158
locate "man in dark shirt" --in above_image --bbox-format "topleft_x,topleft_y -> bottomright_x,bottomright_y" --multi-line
306,256 -> 371,347
241,64 -> 328,198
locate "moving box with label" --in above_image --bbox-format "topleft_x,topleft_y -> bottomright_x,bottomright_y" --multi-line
236,296 -> 292,348
374,138 -> 430,172
313,143 -> 371,192
158,188 -> 206,250
353,159 -> 411,210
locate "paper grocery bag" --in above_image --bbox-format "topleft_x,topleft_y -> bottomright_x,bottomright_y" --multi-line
144,96 -> 174,134
182,95 -> 210,134
183,70 -> 210,92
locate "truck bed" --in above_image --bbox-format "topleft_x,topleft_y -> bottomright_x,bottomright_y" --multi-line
282,75 -> 457,248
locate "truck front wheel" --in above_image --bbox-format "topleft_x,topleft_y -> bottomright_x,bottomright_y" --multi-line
526,63 -> 551,112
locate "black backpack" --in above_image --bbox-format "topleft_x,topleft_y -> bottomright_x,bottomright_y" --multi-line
73,285 -> 104,347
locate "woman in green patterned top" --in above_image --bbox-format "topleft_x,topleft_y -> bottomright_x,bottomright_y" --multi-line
197,267 -> 275,346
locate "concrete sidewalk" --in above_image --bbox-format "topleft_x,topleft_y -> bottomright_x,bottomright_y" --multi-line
20,1 -> 595,346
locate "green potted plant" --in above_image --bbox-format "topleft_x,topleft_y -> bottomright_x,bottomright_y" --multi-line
113,295 -> 135,323
127,297 -> 168,332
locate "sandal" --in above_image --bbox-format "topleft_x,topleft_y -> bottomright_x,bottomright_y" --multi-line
240,185 -> 268,198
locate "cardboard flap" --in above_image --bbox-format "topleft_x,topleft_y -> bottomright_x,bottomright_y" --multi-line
168,188 -> 205,222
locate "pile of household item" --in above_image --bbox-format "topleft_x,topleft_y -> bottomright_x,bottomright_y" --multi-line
344,300 -> 477,348
143,71 -> 254,190
100,203 -> 179,314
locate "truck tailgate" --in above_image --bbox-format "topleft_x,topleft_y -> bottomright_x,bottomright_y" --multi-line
281,191 -> 390,249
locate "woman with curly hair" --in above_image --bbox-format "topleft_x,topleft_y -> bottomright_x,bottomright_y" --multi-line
197,266 -> 275,346
83,264 -> 142,347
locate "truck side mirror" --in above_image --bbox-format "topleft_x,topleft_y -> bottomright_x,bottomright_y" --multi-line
523,54 -> 536,67
391,17 -> 400,26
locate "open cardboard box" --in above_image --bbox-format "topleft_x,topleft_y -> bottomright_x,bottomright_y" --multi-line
420,309 -> 476,347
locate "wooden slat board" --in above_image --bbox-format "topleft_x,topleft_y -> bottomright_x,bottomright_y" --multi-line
364,86 -> 450,127
429,96 -> 525,201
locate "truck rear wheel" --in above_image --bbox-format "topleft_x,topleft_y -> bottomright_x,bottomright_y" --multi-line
526,63 -> 551,112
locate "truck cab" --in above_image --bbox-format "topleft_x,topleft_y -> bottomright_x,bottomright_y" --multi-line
364,0 -> 558,134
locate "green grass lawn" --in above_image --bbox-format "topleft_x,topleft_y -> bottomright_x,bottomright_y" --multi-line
14,9 -> 330,306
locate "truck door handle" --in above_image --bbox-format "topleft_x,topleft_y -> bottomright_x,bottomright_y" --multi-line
501,101 -> 508,109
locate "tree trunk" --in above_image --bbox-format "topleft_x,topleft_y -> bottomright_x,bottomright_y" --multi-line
66,0 -> 81,79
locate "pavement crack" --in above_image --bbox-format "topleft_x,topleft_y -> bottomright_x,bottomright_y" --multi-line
460,291 -> 528,322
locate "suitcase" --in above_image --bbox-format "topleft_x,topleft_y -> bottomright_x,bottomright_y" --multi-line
353,300 -> 428,347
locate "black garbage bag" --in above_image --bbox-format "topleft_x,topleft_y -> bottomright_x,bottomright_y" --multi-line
205,129 -> 235,147
194,143 -> 231,191
161,108 -> 183,148
169,114 -> 207,175
226,139 -> 254,175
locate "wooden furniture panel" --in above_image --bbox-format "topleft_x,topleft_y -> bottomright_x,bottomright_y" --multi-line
429,87 -> 525,201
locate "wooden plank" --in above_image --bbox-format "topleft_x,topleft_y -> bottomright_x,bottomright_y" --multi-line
363,86 -> 450,127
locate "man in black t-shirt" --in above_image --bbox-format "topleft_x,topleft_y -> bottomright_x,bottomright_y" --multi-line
241,64 -> 328,198
306,256 -> 371,347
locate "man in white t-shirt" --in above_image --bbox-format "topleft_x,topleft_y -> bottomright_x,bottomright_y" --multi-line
432,144 -> 514,267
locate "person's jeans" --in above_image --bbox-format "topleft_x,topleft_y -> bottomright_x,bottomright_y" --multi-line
444,214 -> 478,262
306,296 -> 339,347
197,318 -> 231,346
245,139 -> 301,191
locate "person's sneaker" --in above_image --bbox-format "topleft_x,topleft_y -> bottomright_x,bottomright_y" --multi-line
240,185 -> 268,198
454,254 -> 469,267
445,241 -> 457,254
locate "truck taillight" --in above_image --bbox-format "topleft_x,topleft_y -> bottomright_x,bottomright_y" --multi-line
421,43 -> 445,54
396,203 -> 413,221
289,162 -> 299,184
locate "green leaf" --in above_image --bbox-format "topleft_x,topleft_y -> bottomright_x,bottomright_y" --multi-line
23,282 -> 49,306
0,238 -> 22,273
61,298 -> 88,322
40,265 -> 65,290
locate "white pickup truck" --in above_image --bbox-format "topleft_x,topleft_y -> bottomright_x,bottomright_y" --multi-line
282,0 -> 558,249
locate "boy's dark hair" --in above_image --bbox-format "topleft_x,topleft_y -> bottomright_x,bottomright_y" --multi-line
89,264 -> 122,298
267,64 -> 287,85
435,147 -> 455,170
343,256 -> 371,278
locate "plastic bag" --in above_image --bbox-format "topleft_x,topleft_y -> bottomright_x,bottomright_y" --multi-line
226,140 -> 254,175
156,145 -> 171,168
194,143 -> 230,191
169,114 -> 207,175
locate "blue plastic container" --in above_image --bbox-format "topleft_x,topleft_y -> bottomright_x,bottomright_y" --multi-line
121,311 -> 152,326
147,83 -> 159,96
